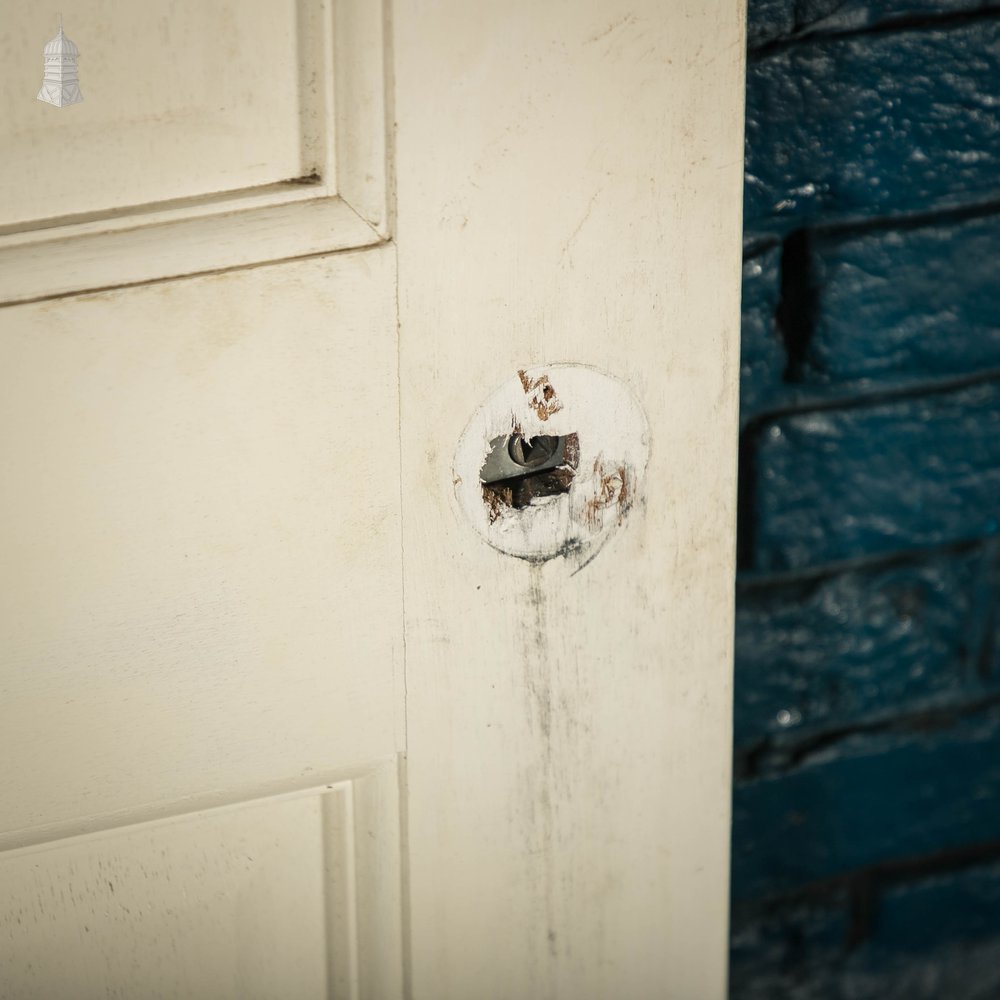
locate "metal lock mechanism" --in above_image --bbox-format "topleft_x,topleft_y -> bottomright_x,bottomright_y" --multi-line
480,433 -> 567,482
479,432 -> 580,513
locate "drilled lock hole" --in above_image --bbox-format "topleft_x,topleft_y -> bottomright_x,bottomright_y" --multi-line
480,431 -> 580,520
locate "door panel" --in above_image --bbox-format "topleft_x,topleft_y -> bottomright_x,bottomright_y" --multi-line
0,249 -> 403,837
0,0 -> 388,305
2,1 -> 321,225
0,766 -> 401,1000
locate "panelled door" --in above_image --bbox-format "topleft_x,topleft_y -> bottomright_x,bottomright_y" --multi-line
0,2 -> 746,998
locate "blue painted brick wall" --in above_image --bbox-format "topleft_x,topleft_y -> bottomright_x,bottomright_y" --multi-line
748,0 -> 995,48
734,704 -> 1000,898
733,0 -> 1000,996
802,211 -> 1000,385
732,859 -> 1000,999
740,243 -> 785,414
746,381 -> 1000,572
734,543 -> 998,753
746,19 -> 1000,233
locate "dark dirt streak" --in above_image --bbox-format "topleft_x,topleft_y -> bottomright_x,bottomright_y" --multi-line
524,564 -> 560,966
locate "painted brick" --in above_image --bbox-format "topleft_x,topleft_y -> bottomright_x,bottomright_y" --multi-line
749,0 -> 997,48
731,705 -> 1000,899
745,380 -> 1000,572
744,20 -> 1000,234
733,933 -> 1000,999
987,546 -> 1000,679
798,0 -> 999,30
730,861 -> 1000,999
747,0 -> 797,48
801,211 -> 1000,385
740,243 -> 786,416
877,859 -> 1000,950
734,545 -> 994,753
730,892 -> 849,999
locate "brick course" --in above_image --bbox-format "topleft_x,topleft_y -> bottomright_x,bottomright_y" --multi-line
733,704 -> 1000,899
745,20 -> 1000,234
734,543 -> 998,754
745,380 -> 1000,572
748,0 -> 996,49
731,860 -> 1000,999
800,210 -> 1000,385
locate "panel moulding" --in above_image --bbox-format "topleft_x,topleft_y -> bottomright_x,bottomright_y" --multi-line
0,759 -> 404,1000
0,0 -> 390,307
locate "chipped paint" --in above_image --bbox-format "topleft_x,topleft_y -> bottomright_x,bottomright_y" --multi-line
518,369 -> 565,421
583,459 -> 630,529
453,364 -> 649,568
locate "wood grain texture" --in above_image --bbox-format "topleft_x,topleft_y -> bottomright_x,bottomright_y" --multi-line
394,2 -> 746,997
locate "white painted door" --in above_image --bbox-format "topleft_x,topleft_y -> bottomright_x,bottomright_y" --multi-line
0,3 -> 745,999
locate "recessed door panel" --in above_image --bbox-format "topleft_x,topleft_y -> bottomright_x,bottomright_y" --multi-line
1,1 -> 326,228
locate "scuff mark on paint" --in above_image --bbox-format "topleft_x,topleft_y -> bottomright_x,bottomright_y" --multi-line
584,11 -> 638,45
